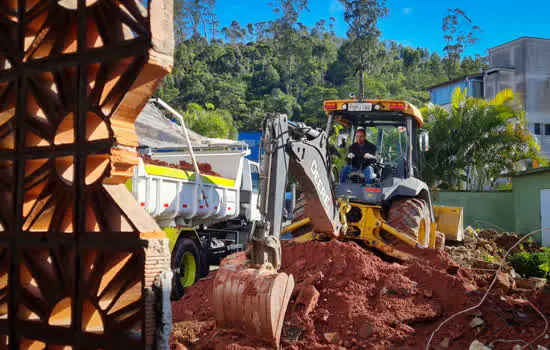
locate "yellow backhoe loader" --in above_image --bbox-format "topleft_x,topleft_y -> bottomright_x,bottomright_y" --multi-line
212,100 -> 464,347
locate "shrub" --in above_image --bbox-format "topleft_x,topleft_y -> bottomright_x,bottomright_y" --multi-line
509,251 -> 550,279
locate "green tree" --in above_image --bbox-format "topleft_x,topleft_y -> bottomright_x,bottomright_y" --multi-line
174,0 -> 217,41
422,88 -> 544,191
158,3 -> 489,140
339,0 -> 389,100
442,8 -> 481,79
182,103 -> 238,139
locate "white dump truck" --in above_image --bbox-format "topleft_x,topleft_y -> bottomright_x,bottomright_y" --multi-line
130,99 -> 261,299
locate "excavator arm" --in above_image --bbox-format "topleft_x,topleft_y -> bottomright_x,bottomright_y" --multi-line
213,114 -> 344,347
248,114 -> 342,269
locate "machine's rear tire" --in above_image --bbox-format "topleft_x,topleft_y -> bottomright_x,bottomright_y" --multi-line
387,197 -> 431,248
171,237 -> 201,300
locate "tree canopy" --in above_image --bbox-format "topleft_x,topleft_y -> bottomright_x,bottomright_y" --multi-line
156,2 -> 488,137
421,88 -> 545,191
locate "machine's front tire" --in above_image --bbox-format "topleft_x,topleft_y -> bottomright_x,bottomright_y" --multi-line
171,237 -> 201,300
387,197 -> 432,248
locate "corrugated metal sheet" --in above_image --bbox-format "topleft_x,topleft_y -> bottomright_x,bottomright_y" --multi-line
430,81 -> 468,105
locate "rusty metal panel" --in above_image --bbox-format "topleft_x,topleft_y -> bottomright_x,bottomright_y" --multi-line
0,0 -> 173,348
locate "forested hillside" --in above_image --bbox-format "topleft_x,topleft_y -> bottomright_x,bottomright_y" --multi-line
154,1 -> 487,137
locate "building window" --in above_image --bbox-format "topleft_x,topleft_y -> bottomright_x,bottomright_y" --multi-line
546,124 -> 550,136
534,123 -> 541,135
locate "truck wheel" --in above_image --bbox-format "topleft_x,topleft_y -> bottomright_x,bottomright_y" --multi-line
387,197 -> 431,248
171,237 -> 201,300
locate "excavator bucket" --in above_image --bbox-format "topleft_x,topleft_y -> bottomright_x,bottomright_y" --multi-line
433,205 -> 464,242
213,253 -> 295,347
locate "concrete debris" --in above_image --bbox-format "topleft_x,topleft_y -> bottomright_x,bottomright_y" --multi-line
470,317 -> 484,328
516,277 -> 546,290
445,229 -> 543,272
323,332 -> 341,344
469,340 -> 491,350
495,271 -> 515,294
440,337 -> 451,348
530,277 -> 547,290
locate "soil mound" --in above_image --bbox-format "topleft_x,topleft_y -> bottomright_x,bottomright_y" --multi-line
139,154 -> 222,177
171,240 -> 549,349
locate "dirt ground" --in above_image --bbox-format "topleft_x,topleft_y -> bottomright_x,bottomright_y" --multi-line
171,238 -> 550,350
139,154 -> 222,177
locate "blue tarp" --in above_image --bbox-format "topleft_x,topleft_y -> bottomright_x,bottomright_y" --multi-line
238,131 -> 262,163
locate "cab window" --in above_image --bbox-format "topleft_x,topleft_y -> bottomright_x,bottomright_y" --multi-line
250,164 -> 260,193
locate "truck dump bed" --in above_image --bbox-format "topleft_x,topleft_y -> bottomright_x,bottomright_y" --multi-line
129,157 -> 241,227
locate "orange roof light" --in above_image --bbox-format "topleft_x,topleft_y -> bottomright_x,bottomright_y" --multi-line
389,102 -> 404,110
324,102 -> 338,110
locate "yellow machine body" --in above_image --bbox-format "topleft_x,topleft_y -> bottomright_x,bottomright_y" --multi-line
287,199 -> 439,260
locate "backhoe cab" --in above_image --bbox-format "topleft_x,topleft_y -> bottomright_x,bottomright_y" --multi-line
320,99 -> 463,258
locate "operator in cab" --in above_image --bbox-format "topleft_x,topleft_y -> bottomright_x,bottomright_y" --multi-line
340,127 -> 377,185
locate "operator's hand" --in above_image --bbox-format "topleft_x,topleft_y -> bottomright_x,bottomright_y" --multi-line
364,153 -> 376,160
347,153 -> 355,159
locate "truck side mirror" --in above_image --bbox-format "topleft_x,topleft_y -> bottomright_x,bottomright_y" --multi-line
419,130 -> 430,151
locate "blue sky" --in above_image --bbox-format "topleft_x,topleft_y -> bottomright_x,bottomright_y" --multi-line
215,0 -> 550,57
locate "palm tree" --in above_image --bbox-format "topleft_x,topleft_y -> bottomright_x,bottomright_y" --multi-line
421,88 -> 544,191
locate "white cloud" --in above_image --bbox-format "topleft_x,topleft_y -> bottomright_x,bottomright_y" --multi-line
403,8 -> 412,15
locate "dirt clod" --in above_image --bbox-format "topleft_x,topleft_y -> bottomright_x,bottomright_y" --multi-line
293,285 -> 320,316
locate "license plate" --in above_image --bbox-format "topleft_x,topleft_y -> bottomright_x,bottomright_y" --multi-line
348,103 -> 372,112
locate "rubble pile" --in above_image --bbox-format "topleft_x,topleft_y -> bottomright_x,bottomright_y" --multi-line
138,154 -> 222,177
444,229 -> 543,272
170,240 -> 550,349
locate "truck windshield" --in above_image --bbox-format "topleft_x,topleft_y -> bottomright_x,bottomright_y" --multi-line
250,165 -> 260,193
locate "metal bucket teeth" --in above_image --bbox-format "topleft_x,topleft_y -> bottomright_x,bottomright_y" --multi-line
213,263 -> 295,347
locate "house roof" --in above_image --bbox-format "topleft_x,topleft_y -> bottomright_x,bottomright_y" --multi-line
485,67 -> 515,74
488,36 -> 550,52
510,166 -> 550,178
426,73 -> 484,91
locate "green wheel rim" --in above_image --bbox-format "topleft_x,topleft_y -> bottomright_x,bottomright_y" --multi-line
180,252 -> 196,288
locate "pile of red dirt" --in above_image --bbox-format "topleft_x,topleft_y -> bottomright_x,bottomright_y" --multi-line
171,240 -> 550,349
139,154 -> 222,177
